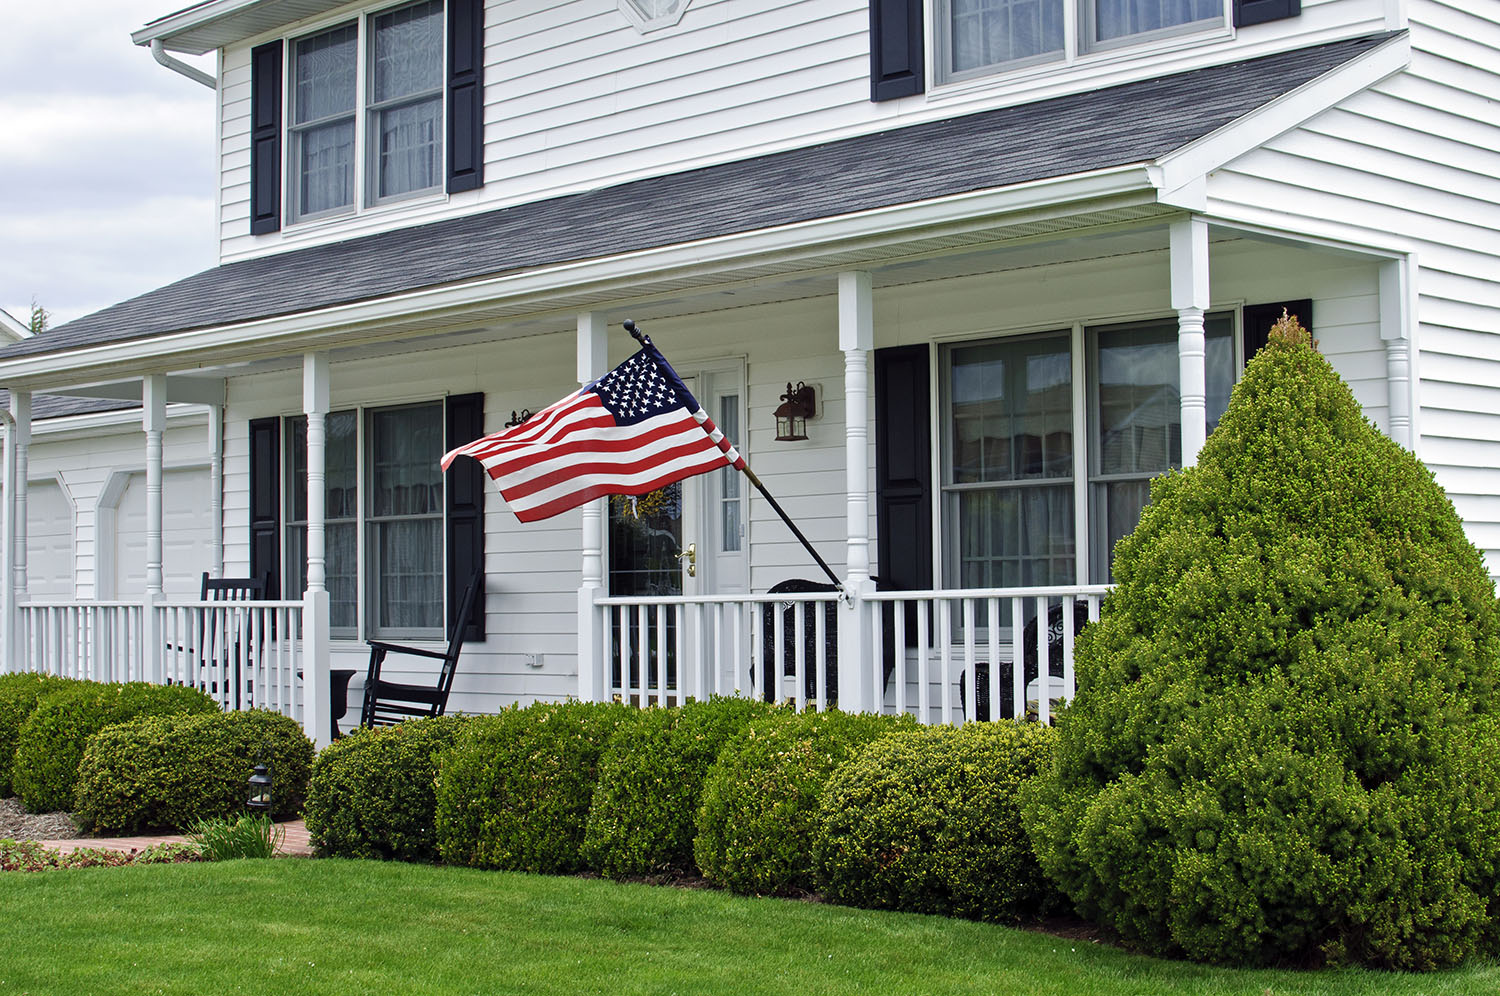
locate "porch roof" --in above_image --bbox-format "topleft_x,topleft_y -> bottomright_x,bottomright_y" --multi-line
2,33 -> 1395,369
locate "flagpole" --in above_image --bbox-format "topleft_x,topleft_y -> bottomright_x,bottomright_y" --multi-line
623,320 -> 844,591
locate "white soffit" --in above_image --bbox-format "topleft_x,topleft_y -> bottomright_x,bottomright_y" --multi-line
133,0 -> 353,55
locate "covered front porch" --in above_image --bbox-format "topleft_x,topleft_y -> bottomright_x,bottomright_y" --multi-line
0,203 -> 1420,746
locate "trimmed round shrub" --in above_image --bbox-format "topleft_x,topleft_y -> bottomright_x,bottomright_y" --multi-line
815,721 -> 1058,921
0,674 -> 77,797
304,715 -> 470,861
435,701 -> 640,873
72,708 -> 314,833
1021,316 -> 1500,970
583,697 -> 780,878
12,681 -> 216,813
694,708 -> 914,895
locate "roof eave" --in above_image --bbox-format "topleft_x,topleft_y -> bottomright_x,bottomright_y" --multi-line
0,165 -> 1160,391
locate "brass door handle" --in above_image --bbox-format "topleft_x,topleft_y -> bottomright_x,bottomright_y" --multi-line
676,543 -> 697,578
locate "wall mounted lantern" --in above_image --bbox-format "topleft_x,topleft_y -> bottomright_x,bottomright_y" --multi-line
774,382 -> 815,442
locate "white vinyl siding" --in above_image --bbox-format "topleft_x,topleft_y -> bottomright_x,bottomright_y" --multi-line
217,0 -> 1387,258
1203,0 -> 1500,578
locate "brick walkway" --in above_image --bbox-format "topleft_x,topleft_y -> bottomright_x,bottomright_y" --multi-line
35,819 -> 312,857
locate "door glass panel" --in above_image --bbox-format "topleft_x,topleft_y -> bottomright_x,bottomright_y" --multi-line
718,394 -> 742,554
608,483 -> 683,597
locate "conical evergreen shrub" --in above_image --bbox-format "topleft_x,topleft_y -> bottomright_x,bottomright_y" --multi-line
1021,315 -> 1500,970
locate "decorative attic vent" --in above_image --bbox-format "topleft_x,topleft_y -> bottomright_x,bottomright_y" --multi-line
618,0 -> 689,33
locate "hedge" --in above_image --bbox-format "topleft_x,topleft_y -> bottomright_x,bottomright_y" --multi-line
694,709 -> 913,895
12,682 -> 216,813
304,716 -> 470,861
1021,315 -> 1500,970
0,674 -> 77,797
435,701 -> 640,873
816,721 -> 1058,921
72,709 -> 314,833
583,697 -> 779,878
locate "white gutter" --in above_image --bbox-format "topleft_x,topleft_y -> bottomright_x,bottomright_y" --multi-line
150,39 -> 216,89
0,409 -> 15,674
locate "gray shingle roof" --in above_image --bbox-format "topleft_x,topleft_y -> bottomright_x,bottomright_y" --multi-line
0,390 -> 138,421
4,33 -> 1394,362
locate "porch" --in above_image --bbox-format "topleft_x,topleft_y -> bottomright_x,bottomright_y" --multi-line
0,213 -> 1421,747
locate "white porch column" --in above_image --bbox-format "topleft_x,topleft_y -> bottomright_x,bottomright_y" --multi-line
1380,258 -> 1415,451
142,376 -> 166,683
1170,216 -> 1210,467
576,312 -> 609,703
208,405 -> 224,578
8,391 -> 29,603
301,353 -> 332,748
837,271 -> 874,713
0,403 -> 19,672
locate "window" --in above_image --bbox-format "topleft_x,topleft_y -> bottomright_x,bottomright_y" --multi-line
941,312 -> 1234,587
287,0 -> 444,223
935,0 -> 1224,82
284,401 -> 446,640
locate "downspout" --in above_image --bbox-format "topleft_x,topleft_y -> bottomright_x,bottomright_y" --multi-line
0,408 -> 15,673
150,39 -> 216,89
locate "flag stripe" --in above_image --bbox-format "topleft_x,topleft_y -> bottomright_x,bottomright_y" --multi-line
501,431 -> 729,506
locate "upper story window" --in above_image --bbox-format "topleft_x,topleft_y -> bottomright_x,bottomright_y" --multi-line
935,0 -> 1225,84
287,1 -> 444,224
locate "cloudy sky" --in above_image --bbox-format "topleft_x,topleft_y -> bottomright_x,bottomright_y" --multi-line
1,2 -> 217,330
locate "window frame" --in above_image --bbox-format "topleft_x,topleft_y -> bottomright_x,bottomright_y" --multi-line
935,307 -> 1242,590
931,0 -> 1232,88
284,0 -> 448,228
281,398 -> 449,643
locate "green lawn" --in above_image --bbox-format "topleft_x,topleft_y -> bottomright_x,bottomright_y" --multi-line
0,859 -> 1492,995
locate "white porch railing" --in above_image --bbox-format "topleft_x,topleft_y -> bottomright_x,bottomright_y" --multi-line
860,586 -> 1110,724
16,602 -> 146,683
598,591 -> 843,710
16,600 -> 304,723
595,585 -> 1110,723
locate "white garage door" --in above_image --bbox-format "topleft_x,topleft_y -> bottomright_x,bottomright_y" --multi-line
26,481 -> 74,599
113,469 -> 213,599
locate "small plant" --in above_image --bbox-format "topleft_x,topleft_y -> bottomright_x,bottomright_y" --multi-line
187,813 -> 284,860
0,838 -> 203,871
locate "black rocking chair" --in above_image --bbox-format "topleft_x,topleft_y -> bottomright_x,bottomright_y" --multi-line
359,570 -> 483,728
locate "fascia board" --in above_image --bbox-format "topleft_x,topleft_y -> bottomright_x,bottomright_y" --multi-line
132,0 -> 261,48
0,165 -> 1155,389
1153,32 -> 1411,200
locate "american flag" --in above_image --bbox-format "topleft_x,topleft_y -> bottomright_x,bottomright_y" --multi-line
441,336 -> 746,522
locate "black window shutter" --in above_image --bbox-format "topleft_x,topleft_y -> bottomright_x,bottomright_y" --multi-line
1234,0 -> 1300,28
447,0 -> 485,193
1243,299 -> 1312,366
874,344 -> 933,594
445,393 -> 486,640
869,0 -> 924,101
248,417 -> 282,599
250,41 -> 283,235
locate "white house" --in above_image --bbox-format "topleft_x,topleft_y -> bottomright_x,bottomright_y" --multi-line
0,0 -> 1495,746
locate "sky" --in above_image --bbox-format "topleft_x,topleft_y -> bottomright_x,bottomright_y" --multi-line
0,2 -> 217,330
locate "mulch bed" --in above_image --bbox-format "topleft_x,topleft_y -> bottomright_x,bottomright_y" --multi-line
0,798 -> 79,841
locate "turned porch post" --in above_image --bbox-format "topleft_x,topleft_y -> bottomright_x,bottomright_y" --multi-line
838,271 -> 874,713
1170,216 -> 1210,467
1380,258 -> 1417,452
577,312 -> 609,703
302,352 -> 332,748
141,376 -> 166,682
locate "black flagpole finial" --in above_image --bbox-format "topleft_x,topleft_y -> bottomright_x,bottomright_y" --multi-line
623,319 -> 648,346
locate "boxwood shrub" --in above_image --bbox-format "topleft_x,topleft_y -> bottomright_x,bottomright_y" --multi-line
0,673 -> 77,797
1021,316 -> 1500,970
304,715 -> 470,861
694,708 -> 913,895
73,708 -> 313,833
583,697 -> 780,878
435,701 -> 640,873
12,681 -> 216,813
815,721 -> 1058,921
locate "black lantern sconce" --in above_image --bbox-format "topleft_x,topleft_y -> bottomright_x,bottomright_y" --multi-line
504,409 -> 535,428
246,763 -> 273,814
774,382 -> 816,442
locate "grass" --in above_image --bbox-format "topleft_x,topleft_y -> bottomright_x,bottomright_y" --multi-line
0,859 -> 1493,996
